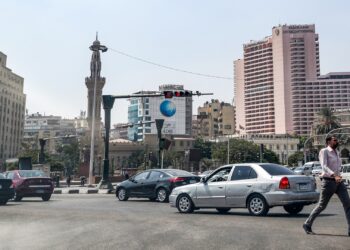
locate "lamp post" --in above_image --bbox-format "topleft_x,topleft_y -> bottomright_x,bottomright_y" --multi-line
155,119 -> 164,168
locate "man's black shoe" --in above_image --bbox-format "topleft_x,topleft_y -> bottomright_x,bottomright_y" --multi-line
303,224 -> 314,235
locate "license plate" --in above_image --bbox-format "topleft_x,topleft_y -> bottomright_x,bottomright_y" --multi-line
299,183 -> 309,191
36,189 -> 45,194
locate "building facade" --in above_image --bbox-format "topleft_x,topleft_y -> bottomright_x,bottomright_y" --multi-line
127,84 -> 193,141
195,100 -> 235,139
0,52 -> 26,167
235,24 -> 323,135
23,113 -> 82,154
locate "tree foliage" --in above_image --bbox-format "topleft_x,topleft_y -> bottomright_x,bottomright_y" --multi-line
288,151 -> 304,167
211,139 -> 279,165
315,107 -> 340,135
193,137 -> 212,159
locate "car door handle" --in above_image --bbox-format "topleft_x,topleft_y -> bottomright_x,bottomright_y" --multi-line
246,184 -> 252,187
218,186 -> 224,189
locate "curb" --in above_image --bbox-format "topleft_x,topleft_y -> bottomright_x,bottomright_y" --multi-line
53,188 -> 115,194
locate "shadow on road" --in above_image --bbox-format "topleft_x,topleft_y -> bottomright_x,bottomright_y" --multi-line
189,210 -> 336,218
313,233 -> 349,238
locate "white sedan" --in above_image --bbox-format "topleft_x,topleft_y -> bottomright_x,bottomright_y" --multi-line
169,163 -> 319,216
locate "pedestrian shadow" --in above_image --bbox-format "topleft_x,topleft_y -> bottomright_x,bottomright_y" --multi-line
189,210 -> 336,218
314,233 -> 349,237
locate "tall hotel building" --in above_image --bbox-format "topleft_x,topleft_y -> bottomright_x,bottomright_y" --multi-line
235,24 -> 350,135
127,84 -> 193,141
0,52 -> 26,167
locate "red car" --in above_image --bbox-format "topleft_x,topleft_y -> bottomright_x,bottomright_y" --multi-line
5,170 -> 54,201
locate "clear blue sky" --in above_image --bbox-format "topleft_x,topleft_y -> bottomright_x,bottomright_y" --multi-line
1,0 -> 349,124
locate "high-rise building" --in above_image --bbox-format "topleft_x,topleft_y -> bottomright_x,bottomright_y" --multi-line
0,51 -> 26,168
235,24 -> 350,135
195,100 -> 235,139
127,84 -> 193,141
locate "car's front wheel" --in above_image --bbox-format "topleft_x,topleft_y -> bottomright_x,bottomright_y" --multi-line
156,188 -> 169,203
0,199 -> 8,205
176,194 -> 194,213
283,204 -> 304,215
117,188 -> 128,201
247,194 -> 269,216
42,194 -> 51,201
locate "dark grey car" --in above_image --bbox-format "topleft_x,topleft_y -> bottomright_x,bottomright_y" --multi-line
169,163 -> 319,216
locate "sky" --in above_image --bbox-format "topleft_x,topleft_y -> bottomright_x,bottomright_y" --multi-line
1,0 -> 350,125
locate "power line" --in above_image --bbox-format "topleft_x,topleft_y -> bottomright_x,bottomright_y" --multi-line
108,47 -> 233,80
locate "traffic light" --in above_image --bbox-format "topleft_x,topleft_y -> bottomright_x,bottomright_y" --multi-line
163,90 -> 192,98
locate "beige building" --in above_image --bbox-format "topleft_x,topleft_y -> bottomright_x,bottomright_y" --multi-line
234,134 -> 299,165
0,52 -> 26,168
195,100 -> 235,139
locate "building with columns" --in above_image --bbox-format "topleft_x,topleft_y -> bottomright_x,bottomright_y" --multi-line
0,51 -> 26,169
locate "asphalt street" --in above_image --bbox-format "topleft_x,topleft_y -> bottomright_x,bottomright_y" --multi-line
0,194 -> 349,250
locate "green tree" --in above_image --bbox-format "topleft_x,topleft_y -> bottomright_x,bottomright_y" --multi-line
212,139 -> 279,165
315,107 -> 340,135
193,138 -> 212,159
288,151 -> 304,167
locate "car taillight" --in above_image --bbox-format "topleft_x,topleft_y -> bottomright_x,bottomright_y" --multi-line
279,177 -> 290,189
169,177 -> 185,183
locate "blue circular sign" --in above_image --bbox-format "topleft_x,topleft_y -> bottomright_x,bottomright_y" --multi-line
160,100 -> 176,117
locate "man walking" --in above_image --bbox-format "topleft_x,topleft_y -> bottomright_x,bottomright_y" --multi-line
303,136 -> 350,236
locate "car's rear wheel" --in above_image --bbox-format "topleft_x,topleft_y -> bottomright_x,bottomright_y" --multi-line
42,194 -> 51,201
13,192 -> 22,202
117,188 -> 128,201
216,208 -> 231,214
283,204 -> 304,215
176,194 -> 194,213
156,188 -> 169,203
0,199 -> 8,205
247,194 -> 269,216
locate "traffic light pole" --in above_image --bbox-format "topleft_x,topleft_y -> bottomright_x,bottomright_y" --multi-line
99,91 -> 212,190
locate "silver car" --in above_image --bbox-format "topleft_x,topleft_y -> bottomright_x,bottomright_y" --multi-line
169,163 -> 319,216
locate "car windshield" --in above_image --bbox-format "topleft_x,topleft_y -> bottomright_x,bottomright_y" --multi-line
259,164 -> 295,176
304,164 -> 313,168
0,173 -> 5,179
162,169 -> 194,176
314,166 -> 322,169
19,170 -> 46,177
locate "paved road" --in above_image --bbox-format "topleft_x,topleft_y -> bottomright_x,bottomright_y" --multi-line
0,194 -> 349,250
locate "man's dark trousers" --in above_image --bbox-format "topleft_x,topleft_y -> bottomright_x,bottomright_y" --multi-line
305,178 -> 350,232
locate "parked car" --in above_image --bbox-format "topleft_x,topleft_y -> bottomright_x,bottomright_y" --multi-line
4,170 -> 54,201
294,162 -> 320,176
170,163 -> 319,216
116,169 -> 201,202
341,164 -> 350,186
0,173 -> 14,205
311,166 -> 322,176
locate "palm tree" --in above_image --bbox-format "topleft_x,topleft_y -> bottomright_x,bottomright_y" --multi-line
315,107 -> 340,135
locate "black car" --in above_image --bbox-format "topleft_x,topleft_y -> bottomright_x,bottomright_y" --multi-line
116,169 -> 200,202
0,173 -> 14,205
